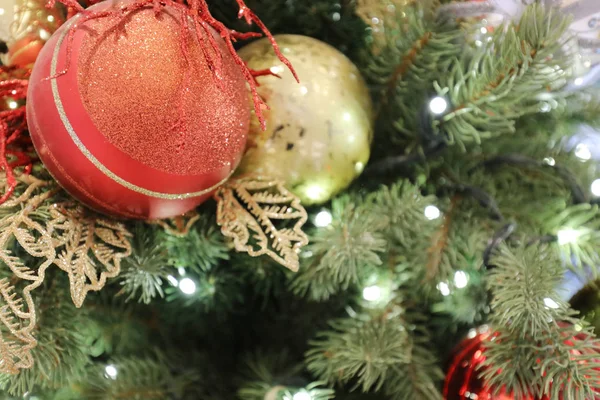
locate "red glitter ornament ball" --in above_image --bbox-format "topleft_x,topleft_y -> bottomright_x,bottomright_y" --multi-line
444,326 -> 538,400
27,0 -> 249,219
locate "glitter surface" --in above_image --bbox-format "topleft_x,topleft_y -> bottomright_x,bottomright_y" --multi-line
77,1 -> 249,176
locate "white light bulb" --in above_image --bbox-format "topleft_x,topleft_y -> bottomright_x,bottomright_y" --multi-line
179,278 -> 197,295
47,15 -> 55,22
480,27 -> 488,34
177,266 -> 186,276
354,162 -> 365,174
304,184 -> 327,202
539,102 -> 551,113
362,285 -> 382,302
105,364 -> 118,379
270,65 -> 283,74
437,282 -> 450,296
39,29 -> 50,40
543,157 -> 555,166
575,143 -> 592,161
301,250 -> 313,259
543,298 -> 560,309
293,391 -> 312,400
591,179 -> 600,197
429,97 -> 448,115
424,205 -> 441,220
574,77 -> 584,86
314,210 -> 333,227
8,101 -> 17,110
557,228 -> 580,245
453,271 -> 469,289
167,275 -> 178,286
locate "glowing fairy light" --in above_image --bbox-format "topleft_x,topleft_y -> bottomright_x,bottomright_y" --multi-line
574,77 -> 584,86
39,29 -> 50,40
293,391 -> 312,400
575,143 -> 592,161
362,285 -> 383,302
557,228 -> 581,245
539,102 -> 551,113
179,278 -> 197,295
543,157 -> 555,166
429,97 -> 448,115
437,282 -> 450,296
454,271 -> 469,289
167,275 -> 178,286
355,162 -> 365,174
270,65 -> 284,74
7,101 -> 18,110
301,250 -> 313,259
543,298 -> 560,309
105,364 -> 118,379
591,179 -> 600,197
424,205 -> 441,220
304,184 -> 327,203
314,210 -> 333,227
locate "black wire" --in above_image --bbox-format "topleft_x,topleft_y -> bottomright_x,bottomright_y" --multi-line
483,222 -> 518,268
476,153 -> 588,205
364,141 -> 447,176
447,183 -> 505,222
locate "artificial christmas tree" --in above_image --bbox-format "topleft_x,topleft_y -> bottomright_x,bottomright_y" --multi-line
2,0 -> 600,399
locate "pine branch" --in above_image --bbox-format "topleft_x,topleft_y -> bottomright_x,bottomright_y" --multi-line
483,244 -> 600,399
435,4 -> 571,148
164,213 -> 229,273
542,203 -> 600,272
290,197 -> 387,301
238,351 -> 334,400
118,223 -> 169,304
306,313 -> 443,399
363,1 -> 463,148
0,277 -> 90,396
76,355 -> 198,400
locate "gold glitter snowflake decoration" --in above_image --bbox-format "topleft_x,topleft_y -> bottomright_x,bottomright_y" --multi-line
0,172 -> 131,374
214,176 -> 309,272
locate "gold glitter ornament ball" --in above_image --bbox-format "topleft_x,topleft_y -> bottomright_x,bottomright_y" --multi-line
238,35 -> 374,205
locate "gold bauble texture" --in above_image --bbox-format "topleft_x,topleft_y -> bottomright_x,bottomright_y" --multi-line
238,35 -> 373,205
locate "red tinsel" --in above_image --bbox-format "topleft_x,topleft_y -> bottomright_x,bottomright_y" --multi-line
0,67 -> 33,204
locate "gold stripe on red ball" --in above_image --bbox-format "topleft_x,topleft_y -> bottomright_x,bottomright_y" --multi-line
26,0 -> 251,219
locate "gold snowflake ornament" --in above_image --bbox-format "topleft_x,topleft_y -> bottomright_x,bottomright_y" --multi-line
214,176 -> 309,272
0,172 -> 131,374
